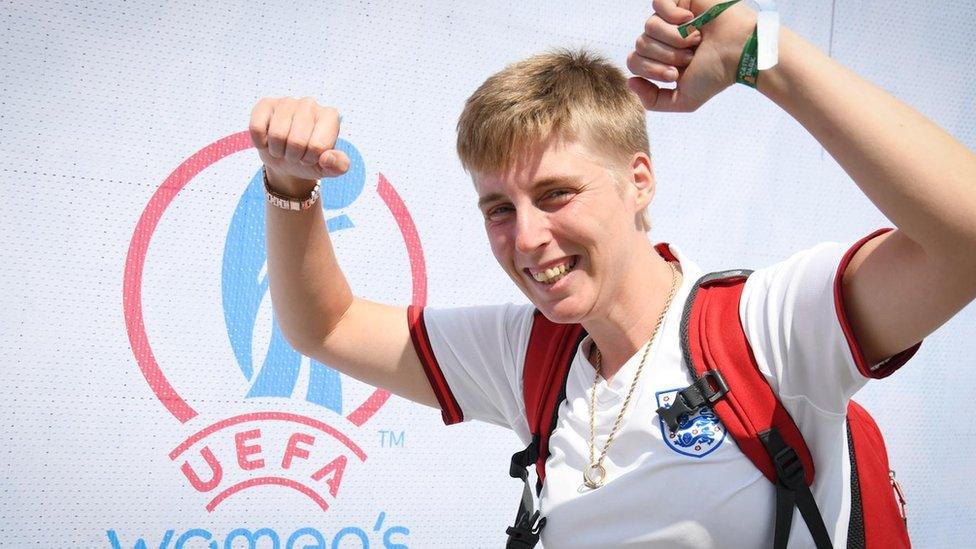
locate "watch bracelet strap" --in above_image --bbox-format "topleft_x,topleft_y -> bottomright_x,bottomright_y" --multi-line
735,25 -> 760,88
262,166 -> 321,211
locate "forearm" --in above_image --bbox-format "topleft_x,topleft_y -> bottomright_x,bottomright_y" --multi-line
758,26 -> 976,265
265,195 -> 354,353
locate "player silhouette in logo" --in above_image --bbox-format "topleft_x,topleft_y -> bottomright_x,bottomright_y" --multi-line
222,139 -> 365,414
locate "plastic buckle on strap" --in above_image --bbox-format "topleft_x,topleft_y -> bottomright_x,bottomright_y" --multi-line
772,445 -> 806,491
658,370 -> 729,432
760,428 -> 832,549
510,450 -> 528,480
700,370 -> 730,402
505,514 -> 547,549
509,439 -> 538,480
657,390 -> 696,432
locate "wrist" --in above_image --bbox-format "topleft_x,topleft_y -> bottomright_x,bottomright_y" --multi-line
264,165 -> 319,198
717,4 -> 760,86
263,166 -> 322,211
756,26 -> 804,101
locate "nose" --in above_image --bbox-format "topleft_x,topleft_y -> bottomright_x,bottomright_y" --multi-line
514,206 -> 550,254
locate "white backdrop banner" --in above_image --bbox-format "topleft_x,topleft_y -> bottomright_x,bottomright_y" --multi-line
2,1 -> 974,547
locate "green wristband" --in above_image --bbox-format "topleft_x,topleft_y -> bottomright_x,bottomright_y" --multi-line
676,0 -> 760,88
735,25 -> 760,87
677,0 -> 741,38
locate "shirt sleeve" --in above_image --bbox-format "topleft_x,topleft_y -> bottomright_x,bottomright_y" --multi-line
739,229 -> 921,414
407,302 -> 535,429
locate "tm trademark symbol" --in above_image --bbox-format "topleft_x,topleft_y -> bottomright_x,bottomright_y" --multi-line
378,430 -> 405,448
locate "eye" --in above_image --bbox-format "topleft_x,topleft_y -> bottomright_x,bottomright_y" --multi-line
542,189 -> 573,204
485,204 -> 514,221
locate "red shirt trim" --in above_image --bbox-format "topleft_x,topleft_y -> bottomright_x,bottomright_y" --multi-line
407,305 -> 464,424
833,228 -> 922,379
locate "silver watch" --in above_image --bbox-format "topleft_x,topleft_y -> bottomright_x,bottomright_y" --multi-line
263,167 -> 321,211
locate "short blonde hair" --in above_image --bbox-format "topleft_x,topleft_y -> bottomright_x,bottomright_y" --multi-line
456,48 -> 652,231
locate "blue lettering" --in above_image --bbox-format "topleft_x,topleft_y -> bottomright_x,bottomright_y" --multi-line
175,528 -> 216,549
224,527 -> 280,549
106,529 -> 174,549
382,526 -> 409,549
378,430 -> 405,448
330,527 -> 368,549
285,527 -> 326,549
389,431 -> 404,447
106,519 -> 408,549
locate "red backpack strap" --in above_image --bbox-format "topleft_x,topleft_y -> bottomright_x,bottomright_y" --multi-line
659,270 -> 832,549
846,401 -> 911,548
505,311 -> 585,548
523,311 -> 586,483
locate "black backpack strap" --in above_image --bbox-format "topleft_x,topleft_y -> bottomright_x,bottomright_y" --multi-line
761,428 -> 833,549
506,436 -> 545,548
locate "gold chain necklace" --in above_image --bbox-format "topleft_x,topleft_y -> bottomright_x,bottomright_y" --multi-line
583,261 -> 679,489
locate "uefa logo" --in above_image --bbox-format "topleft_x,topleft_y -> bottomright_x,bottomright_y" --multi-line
122,131 -> 427,521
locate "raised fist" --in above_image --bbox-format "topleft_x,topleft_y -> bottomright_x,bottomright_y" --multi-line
627,0 -> 756,112
249,96 -> 351,195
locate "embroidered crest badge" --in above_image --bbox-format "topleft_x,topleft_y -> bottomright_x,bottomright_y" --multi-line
655,388 -> 727,458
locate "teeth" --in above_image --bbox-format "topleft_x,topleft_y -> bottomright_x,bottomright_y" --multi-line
532,259 -> 575,284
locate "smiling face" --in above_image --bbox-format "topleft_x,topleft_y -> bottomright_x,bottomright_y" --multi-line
475,136 -> 655,324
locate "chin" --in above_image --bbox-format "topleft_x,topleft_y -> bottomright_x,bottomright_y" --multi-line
512,274 -> 591,325
535,297 -> 588,325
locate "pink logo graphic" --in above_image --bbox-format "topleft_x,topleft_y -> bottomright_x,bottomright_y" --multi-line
122,132 -> 427,512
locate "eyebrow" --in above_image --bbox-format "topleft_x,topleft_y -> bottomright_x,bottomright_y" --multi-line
476,175 -> 582,209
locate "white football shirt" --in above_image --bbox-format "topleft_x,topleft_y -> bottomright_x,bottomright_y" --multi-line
409,235 -> 918,548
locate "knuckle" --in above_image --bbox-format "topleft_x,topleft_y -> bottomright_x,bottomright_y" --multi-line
640,60 -> 662,79
286,136 -> 307,150
321,106 -> 340,122
305,140 -> 326,155
267,130 -> 288,142
647,16 -> 669,37
625,52 -> 639,72
298,97 -> 318,112
643,16 -> 659,35
250,97 -> 268,114
636,58 -> 655,77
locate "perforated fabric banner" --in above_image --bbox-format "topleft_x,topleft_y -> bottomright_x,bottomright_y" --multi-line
2,1 -> 974,547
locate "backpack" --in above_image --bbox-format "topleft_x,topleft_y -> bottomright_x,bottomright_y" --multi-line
505,264 -> 910,549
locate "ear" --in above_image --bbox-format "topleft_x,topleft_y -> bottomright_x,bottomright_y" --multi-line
630,152 -> 655,210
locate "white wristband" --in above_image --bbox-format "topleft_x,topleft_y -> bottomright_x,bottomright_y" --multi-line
753,0 -> 779,70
